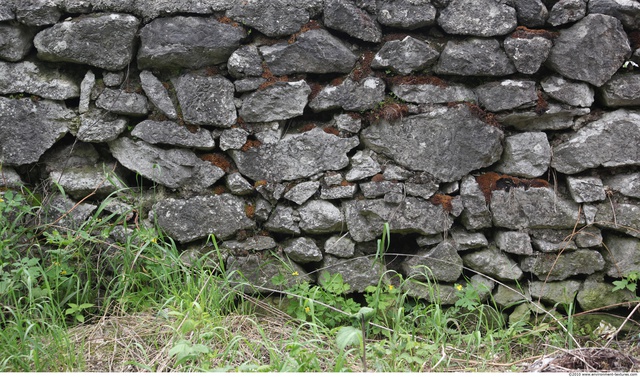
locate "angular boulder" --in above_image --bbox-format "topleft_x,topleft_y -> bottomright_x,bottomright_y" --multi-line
602,234 -> 640,278
226,253 -> 312,294
547,0 -> 587,26
77,109 -> 127,143
459,175 -> 493,230
512,0 -> 548,27
0,61 -> 79,100
230,128 -> 358,182
521,249 -> 604,281
400,241 -> 463,283
34,13 -> 139,71
282,237 -> 323,263
371,37 -> 440,75
137,16 -> 246,70
461,246 -> 524,281
0,23 -> 36,62
438,0 -> 517,36
298,200 -> 344,234
0,97 -> 73,166
131,120 -> 215,150
435,38 -> 516,76
494,132 -> 551,178
260,29 -> 357,75
475,80 -> 537,112
552,109 -> 640,174
153,194 -> 255,243
95,88 -> 149,117
361,105 -> 503,182
226,0 -> 309,37
240,81 -> 311,122
376,0 -> 437,29
391,81 -> 477,104
140,70 -> 178,120
546,14 -> 630,86
540,75 -> 594,107
309,77 -> 385,112
320,254 -> 385,293
599,74 -> 640,107
588,0 -> 640,29
503,34 -> 553,75
172,73 -> 237,127
604,172 -> 640,199
324,0 -> 382,42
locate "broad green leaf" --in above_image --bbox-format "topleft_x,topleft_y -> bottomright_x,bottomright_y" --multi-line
336,326 -> 361,350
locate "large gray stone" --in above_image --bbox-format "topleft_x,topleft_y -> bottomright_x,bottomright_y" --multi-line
264,205 -> 301,235
282,237 -> 323,263
324,0 -> 382,42
260,29 -> 357,75
400,241 -> 463,283
137,16 -> 246,70
577,279 -> 636,311
298,200 -> 344,234
376,0 -> 437,29
77,108 -> 127,142
461,246 -> 524,281
140,71 -> 177,120
495,132 -> 551,178
230,127 -> 358,182
225,173 -> 254,196
438,0 -> 517,36
309,77 -> 385,112
521,249 -> 604,281
343,197 -> 454,242
226,0 -> 309,37
172,73 -> 236,127
109,137 -> 224,190
545,14 -> 631,86
588,0 -> 640,29
391,81 -> 477,104
131,120 -> 215,150
0,1 -> 14,21
228,45 -> 263,79
15,0 -> 61,26
529,280 -> 582,306
552,110 -> 640,174
547,0 -> 587,26
0,61 -> 80,101
153,194 -> 255,243
50,166 -> 125,200
605,172 -> 640,199
476,80 -> 537,112
450,227 -> 488,250
495,231 -> 534,256
95,88 -> 149,116
529,229 -> 578,253
361,105 -> 503,182
602,234 -> 640,278
435,38 -> 516,76
566,176 -> 606,203
0,97 -> 73,166
371,37 -> 440,75
459,175 -> 492,230
503,34 -> 553,75
34,13 -> 139,71
320,254 -> 385,293
0,22 -> 36,61
491,187 -> 583,230
40,193 -> 96,229
324,235 -> 356,258
595,201 -> 640,239
540,75 -> 594,107
240,81 -> 311,122
345,150 -> 381,182
512,0 -> 548,27
226,253 -> 311,294
600,74 -> 640,107
496,103 -> 590,131
283,181 -> 319,205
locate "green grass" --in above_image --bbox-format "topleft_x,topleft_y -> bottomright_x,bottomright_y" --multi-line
0,184 -> 638,372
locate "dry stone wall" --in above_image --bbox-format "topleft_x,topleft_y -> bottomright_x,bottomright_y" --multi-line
2,0 -> 640,315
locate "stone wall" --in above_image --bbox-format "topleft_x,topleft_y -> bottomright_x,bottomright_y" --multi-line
1,0 -> 640,314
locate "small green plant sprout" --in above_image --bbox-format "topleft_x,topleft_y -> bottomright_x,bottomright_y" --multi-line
169,339 -> 211,366
65,302 -> 95,323
454,282 -> 483,311
336,307 -> 376,371
612,271 -> 639,294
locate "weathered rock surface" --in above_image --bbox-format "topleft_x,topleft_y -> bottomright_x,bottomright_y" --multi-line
540,75 -> 595,107
529,229 -> 578,253
566,176 -> 606,203
131,120 -> 215,150
40,193 -> 96,229
503,35 -> 553,75
588,0 -> 640,29
298,200 -> 344,234
547,0 -> 587,26
521,249 -> 604,281
497,104 -> 591,131
546,14 -> 631,86
50,166 -> 125,200
324,0 -> 382,42
309,77 -> 385,112
435,38 -> 516,76
228,45 -> 263,79
0,1 -> 15,21
361,105 -> 503,182
172,73 -> 236,127
476,80 -> 537,112
34,13 -> 139,71
0,97 -> 73,166
264,205 -> 300,235
225,173 -> 254,195
283,181 -> 319,205
153,194 -> 254,242
552,110 -> 640,174
600,74 -> 640,107
324,235 -> 355,258
512,0 -> 548,27
15,0 -> 62,27
460,175 -> 493,230
137,16 -> 246,70
461,246 -> 523,281
438,0 -> 517,36
240,81 -> 311,122
391,81 -> 477,104
371,37 -> 440,75
77,109 -> 127,142
605,172 -> 640,199
95,88 -> 149,116
403,279 -> 459,305
595,201 -> 640,238
495,132 -> 551,178
320,254 -> 385,293
577,279 -> 636,311
0,23 -> 36,62
226,0 -> 309,37
0,61 -> 79,100
219,128 -> 248,151
602,234 -> 640,278
109,137 -> 224,190
345,150 -> 381,182
80,0 -> 237,22
283,237 -> 323,263
140,70 -> 177,120
376,0 -> 437,29
230,128 -> 358,182
529,280 -> 582,305
260,29 -> 357,75
227,253 -> 311,294
491,187 -> 583,229
450,227 -> 488,250
400,241 -> 463,282
495,231 -> 533,255
343,197 -> 454,242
